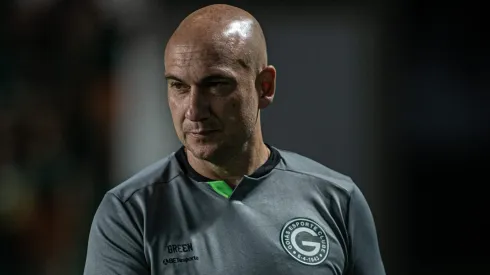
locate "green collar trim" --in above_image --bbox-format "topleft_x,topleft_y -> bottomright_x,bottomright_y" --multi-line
207,180 -> 233,198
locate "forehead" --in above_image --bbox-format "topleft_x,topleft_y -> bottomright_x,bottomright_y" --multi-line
166,43 -> 231,65
165,41 -> 247,80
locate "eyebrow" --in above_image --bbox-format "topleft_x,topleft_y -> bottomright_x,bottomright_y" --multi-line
200,74 -> 234,83
164,73 -> 235,84
164,74 -> 183,82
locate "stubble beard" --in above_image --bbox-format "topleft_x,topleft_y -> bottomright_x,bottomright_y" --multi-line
184,126 -> 256,165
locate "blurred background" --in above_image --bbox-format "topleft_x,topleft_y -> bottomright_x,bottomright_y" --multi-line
0,0 -> 488,274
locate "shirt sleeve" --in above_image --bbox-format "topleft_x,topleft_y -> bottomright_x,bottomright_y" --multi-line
345,185 -> 386,275
83,193 -> 149,275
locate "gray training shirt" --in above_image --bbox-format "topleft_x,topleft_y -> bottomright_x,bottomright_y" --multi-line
83,146 -> 385,275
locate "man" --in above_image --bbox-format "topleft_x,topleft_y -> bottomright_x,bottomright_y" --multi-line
83,4 -> 385,275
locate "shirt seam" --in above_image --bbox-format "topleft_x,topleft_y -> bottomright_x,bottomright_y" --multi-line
345,187 -> 356,273
105,192 -> 150,269
273,166 -> 352,194
111,173 -> 182,203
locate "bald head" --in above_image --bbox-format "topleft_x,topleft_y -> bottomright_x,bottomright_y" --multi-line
165,5 -> 276,164
165,4 -> 267,73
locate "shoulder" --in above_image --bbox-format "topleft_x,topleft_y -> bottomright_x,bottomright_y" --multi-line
274,147 -> 357,195
107,151 -> 182,203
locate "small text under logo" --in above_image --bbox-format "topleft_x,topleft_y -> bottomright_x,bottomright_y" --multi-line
163,256 -> 199,265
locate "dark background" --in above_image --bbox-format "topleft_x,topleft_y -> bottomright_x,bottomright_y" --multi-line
1,0 -> 488,274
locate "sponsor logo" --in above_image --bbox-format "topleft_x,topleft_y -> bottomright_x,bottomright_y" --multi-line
163,256 -> 199,265
163,242 -> 199,265
280,218 -> 329,265
167,243 -> 193,254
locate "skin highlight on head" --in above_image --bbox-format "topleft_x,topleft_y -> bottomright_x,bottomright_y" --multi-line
164,4 -> 276,186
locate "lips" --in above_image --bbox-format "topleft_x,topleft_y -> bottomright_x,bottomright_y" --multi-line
188,129 -> 218,135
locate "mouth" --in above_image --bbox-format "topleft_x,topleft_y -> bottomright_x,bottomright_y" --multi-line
188,130 -> 219,136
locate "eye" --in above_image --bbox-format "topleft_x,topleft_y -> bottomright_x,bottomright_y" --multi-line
169,81 -> 189,92
205,81 -> 233,95
208,82 -> 226,88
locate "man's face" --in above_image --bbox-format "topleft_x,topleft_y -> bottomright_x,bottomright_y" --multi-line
165,41 -> 260,162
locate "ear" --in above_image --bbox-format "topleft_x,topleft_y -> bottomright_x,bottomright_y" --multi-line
256,65 -> 276,109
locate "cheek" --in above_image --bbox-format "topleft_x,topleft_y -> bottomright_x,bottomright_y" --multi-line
219,99 -> 242,121
169,100 -> 185,125
222,96 -> 256,126
229,102 -> 238,120
214,83 -> 258,124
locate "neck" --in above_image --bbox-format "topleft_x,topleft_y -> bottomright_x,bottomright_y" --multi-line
186,136 -> 270,187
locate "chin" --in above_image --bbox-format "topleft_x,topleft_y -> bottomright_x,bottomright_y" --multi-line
189,146 -> 217,161
184,138 -> 222,161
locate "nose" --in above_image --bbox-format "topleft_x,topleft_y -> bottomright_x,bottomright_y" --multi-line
185,87 -> 210,122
